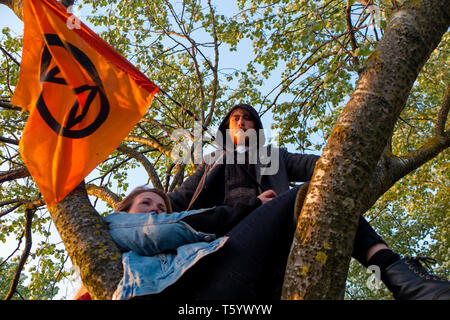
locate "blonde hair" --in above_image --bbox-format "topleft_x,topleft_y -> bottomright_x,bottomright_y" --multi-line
114,186 -> 173,214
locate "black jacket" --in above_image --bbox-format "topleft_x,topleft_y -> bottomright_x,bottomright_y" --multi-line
167,104 -> 319,212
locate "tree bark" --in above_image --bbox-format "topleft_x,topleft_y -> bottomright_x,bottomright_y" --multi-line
86,184 -> 120,209
282,0 -> 450,299
47,182 -> 123,300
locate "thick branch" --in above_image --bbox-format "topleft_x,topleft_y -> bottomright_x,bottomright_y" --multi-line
86,184 -> 120,209
0,167 -> 30,183
168,163 -> 185,192
360,133 -> 450,213
124,136 -> 171,157
360,86 -> 450,212
140,118 -> 175,139
282,0 -> 450,300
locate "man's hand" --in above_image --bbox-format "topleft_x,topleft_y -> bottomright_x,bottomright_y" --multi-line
257,189 -> 277,204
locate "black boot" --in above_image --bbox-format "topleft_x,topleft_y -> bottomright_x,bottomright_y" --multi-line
381,256 -> 450,300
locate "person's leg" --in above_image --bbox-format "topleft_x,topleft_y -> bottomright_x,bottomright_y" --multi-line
150,185 -> 450,300
189,187 -> 450,300
174,184 -> 398,299
351,214 -> 450,300
351,216 -> 400,268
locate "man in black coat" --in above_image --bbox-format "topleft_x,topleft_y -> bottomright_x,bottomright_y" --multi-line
167,103 -> 450,300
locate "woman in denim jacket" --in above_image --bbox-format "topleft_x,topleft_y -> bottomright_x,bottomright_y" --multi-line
76,183 -> 300,300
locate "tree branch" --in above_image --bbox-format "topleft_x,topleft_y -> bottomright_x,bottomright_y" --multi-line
0,45 -> 20,67
435,83 -> 450,136
0,197 -> 44,218
0,100 -> 21,111
124,135 -> 171,157
0,231 -> 24,269
0,136 -> 19,145
168,163 -> 185,192
346,0 -> 360,68
140,118 -> 175,139
360,86 -> 450,213
0,202 -> 22,218
85,184 -> 120,209
204,0 -> 219,128
360,132 -> 449,214
3,205 -> 34,300
0,167 -> 30,183
154,95 -> 186,130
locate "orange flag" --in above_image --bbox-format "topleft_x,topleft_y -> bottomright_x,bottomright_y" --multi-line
12,0 -> 160,205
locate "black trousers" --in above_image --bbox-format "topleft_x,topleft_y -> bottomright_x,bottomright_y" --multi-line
144,185 -> 386,300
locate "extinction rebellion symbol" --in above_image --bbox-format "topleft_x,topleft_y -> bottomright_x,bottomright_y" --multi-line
37,34 -> 109,138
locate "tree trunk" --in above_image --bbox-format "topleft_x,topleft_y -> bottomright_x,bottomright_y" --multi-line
282,0 -> 450,299
47,183 -> 123,300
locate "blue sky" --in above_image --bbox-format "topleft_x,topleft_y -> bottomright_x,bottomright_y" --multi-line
1,6 -> 22,35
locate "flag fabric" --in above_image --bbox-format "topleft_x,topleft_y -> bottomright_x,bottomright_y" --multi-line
12,0 -> 160,205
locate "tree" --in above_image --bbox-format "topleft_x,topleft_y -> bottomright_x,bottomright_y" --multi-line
0,0 -> 448,300
281,0 -> 449,299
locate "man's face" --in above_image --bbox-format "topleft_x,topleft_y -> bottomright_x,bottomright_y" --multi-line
228,108 -> 256,146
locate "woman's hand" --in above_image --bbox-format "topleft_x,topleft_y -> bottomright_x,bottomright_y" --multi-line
257,189 -> 277,204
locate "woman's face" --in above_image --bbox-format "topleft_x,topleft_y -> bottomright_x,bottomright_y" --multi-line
128,191 -> 167,214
